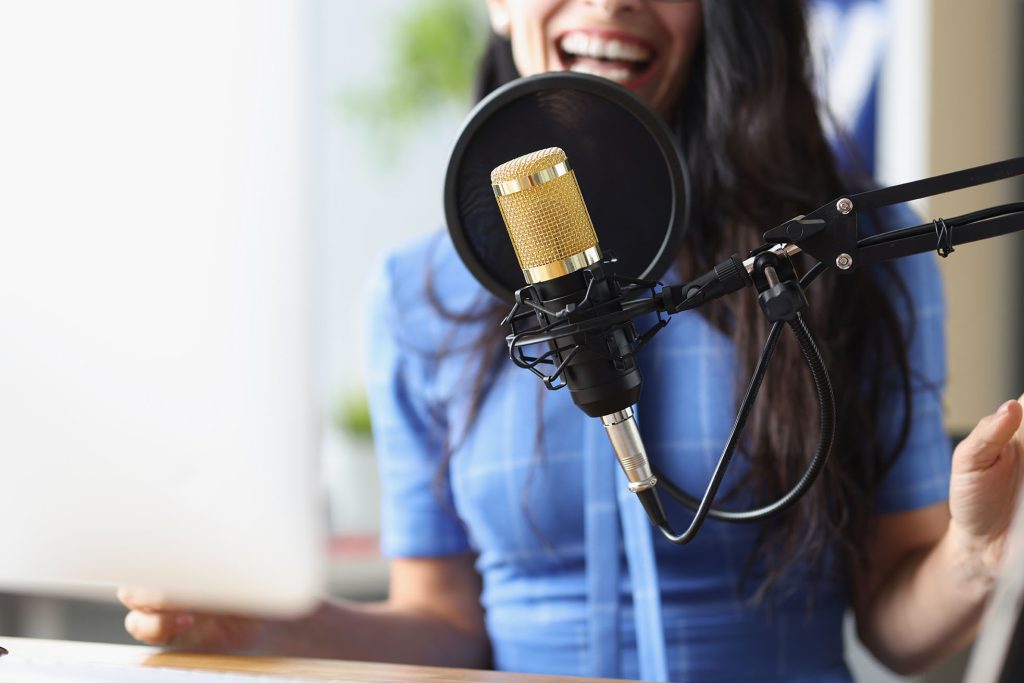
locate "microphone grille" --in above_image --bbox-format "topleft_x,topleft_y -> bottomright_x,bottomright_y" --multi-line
490,147 -> 567,183
491,147 -> 600,283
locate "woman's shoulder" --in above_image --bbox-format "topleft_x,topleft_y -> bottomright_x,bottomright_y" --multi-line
369,230 -> 491,311
365,230 -> 495,351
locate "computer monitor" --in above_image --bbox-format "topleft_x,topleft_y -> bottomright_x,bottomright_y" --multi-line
0,0 -> 325,617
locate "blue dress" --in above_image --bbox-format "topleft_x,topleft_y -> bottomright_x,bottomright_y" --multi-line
363,205 -> 951,682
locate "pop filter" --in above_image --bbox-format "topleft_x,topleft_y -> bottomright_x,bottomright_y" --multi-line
444,72 -> 690,301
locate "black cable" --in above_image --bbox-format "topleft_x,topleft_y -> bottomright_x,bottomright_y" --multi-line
649,319 -> 784,543
649,319 -> 783,528
856,203 -> 1024,249
503,256 -> 836,540
652,313 -> 836,539
800,261 -> 828,289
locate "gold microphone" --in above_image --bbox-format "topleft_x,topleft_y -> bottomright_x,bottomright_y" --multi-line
490,148 -> 660,502
491,147 -> 603,284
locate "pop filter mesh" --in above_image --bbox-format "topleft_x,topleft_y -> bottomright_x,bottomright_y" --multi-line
446,74 -> 687,300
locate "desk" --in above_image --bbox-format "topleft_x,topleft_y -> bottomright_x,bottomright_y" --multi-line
0,637 -> 630,682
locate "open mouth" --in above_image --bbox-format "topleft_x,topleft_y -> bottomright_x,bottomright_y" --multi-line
556,30 -> 657,88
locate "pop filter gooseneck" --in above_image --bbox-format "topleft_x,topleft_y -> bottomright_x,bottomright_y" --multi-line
444,72 -> 690,301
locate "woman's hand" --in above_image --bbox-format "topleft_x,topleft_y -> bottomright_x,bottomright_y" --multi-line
118,556 -> 489,667
948,394 -> 1024,580
118,587 -> 269,652
851,395 -> 1023,674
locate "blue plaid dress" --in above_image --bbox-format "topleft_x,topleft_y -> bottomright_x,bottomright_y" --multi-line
364,204 -> 950,682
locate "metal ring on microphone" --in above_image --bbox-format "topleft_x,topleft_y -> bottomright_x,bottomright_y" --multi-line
523,245 -> 603,284
491,160 -> 573,197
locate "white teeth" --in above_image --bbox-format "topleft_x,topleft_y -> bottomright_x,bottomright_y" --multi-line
559,31 -> 652,63
606,40 -> 640,61
568,63 -> 633,84
560,32 -> 589,57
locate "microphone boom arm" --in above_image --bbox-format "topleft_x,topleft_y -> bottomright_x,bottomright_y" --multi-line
765,156 -> 1024,271
500,155 -> 1024,544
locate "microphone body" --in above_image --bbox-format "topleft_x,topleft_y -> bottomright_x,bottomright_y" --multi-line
491,148 -> 658,495
529,265 -> 642,418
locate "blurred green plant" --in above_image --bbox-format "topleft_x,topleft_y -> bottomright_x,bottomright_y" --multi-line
338,0 -> 487,159
333,389 -> 374,441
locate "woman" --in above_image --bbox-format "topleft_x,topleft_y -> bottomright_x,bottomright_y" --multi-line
122,1 -> 1024,680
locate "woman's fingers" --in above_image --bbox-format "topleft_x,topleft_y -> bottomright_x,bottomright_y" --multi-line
118,586 -> 197,645
118,586 -> 268,651
953,397 -> 1023,474
124,609 -> 194,645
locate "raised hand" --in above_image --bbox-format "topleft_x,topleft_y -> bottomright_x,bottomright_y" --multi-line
948,395 -> 1024,578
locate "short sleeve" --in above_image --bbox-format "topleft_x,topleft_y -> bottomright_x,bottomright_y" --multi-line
869,206 -> 952,514
363,251 -> 471,557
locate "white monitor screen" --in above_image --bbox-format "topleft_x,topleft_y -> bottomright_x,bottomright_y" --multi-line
0,0 -> 325,617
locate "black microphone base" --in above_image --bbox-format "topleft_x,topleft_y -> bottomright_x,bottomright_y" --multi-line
533,266 -> 644,418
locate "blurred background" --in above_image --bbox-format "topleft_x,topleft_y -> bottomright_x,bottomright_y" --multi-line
0,1 -> 1021,681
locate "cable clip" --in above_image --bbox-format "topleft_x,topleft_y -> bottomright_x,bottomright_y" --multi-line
933,218 -> 955,258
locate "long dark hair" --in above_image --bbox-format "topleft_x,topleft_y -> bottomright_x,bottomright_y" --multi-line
431,0 -> 914,600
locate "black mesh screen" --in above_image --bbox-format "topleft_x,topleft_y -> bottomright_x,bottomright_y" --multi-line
445,73 -> 688,300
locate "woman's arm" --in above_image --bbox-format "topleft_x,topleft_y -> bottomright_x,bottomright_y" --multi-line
854,396 -> 1023,675
121,553 -> 491,669
852,502 -> 986,675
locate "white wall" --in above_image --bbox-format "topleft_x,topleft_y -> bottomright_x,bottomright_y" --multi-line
927,0 -> 1023,434
879,0 -> 1023,435
313,0 -> 467,408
